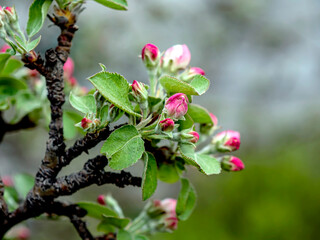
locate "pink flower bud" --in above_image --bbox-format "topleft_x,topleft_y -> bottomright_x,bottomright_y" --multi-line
2,175 -> 13,187
142,43 -> 159,62
189,67 -> 205,76
164,216 -> 178,231
212,130 -> 240,152
63,57 -> 74,78
68,76 -> 77,86
209,113 -> 218,126
165,93 -> 189,120
0,44 -> 10,53
4,6 -> 17,22
17,227 -> 30,240
97,195 -> 106,205
159,118 -> 175,132
162,44 -> 191,71
159,198 -> 177,217
189,131 -> 200,143
28,69 -> 39,78
81,118 -> 92,129
5,7 -> 13,14
131,80 -> 148,102
229,156 -> 245,171
221,156 -> 245,172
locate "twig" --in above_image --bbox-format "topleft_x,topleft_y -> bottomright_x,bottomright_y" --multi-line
0,113 -> 36,143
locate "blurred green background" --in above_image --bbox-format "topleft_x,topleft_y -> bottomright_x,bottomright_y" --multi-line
1,0 -> 320,239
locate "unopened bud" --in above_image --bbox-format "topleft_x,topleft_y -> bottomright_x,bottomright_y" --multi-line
23,51 -> 38,63
81,118 -> 92,130
0,44 -> 10,53
188,131 -> 199,143
97,195 -> 106,205
131,80 -> 148,102
17,227 -> 30,240
212,130 -> 240,152
181,67 -> 205,82
4,6 -> 17,23
2,175 -> 13,187
164,216 -> 178,231
142,43 -> 160,69
164,93 -> 189,120
221,156 -> 245,172
159,118 -> 175,132
63,57 -> 74,78
162,44 -> 191,72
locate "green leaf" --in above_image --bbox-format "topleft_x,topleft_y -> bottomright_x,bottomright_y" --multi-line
177,113 -> 194,131
134,235 -> 149,240
0,76 -> 28,108
1,59 -> 24,75
101,215 -> 130,229
27,36 -> 41,51
88,71 -> 141,117
13,35 -> 27,52
187,104 -> 213,124
142,152 -> 158,200
158,163 -> 180,183
97,221 -> 115,234
117,229 -> 134,240
0,77 -> 27,100
159,75 -> 210,96
77,202 -> 118,220
27,0 -> 53,37
93,0 -> 128,10
69,92 -> 97,114
13,174 -> 35,199
176,178 -> 197,221
63,110 -> 84,140
3,187 -> 19,211
179,143 -> 221,175
0,53 -> 11,73
11,90 -> 42,124
101,125 -> 145,170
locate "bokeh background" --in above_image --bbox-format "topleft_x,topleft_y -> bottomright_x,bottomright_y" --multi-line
1,0 -> 320,239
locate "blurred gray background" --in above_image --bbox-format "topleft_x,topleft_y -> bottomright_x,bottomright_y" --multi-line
1,0 -> 320,239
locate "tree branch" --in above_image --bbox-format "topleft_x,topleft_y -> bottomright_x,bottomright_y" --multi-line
0,113 -> 36,143
50,155 -> 142,197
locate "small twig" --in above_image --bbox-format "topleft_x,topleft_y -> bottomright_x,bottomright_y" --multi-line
46,202 -> 94,240
50,156 -> 142,197
0,113 -> 36,143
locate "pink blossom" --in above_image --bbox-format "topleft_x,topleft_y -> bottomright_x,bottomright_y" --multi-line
97,195 -> 106,205
141,43 -> 159,61
5,7 -> 13,14
68,76 -> 77,86
17,226 -> 30,240
159,198 -> 177,217
229,156 -> 245,171
209,113 -> 218,126
63,57 -> 74,78
213,130 -> 240,151
164,216 -> 178,231
2,176 -> 13,187
81,118 -> 92,129
189,67 -> 205,76
159,118 -> 175,132
162,44 -> 191,71
131,80 -> 148,102
165,93 -> 189,120
0,44 -> 11,53
189,131 -> 200,143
